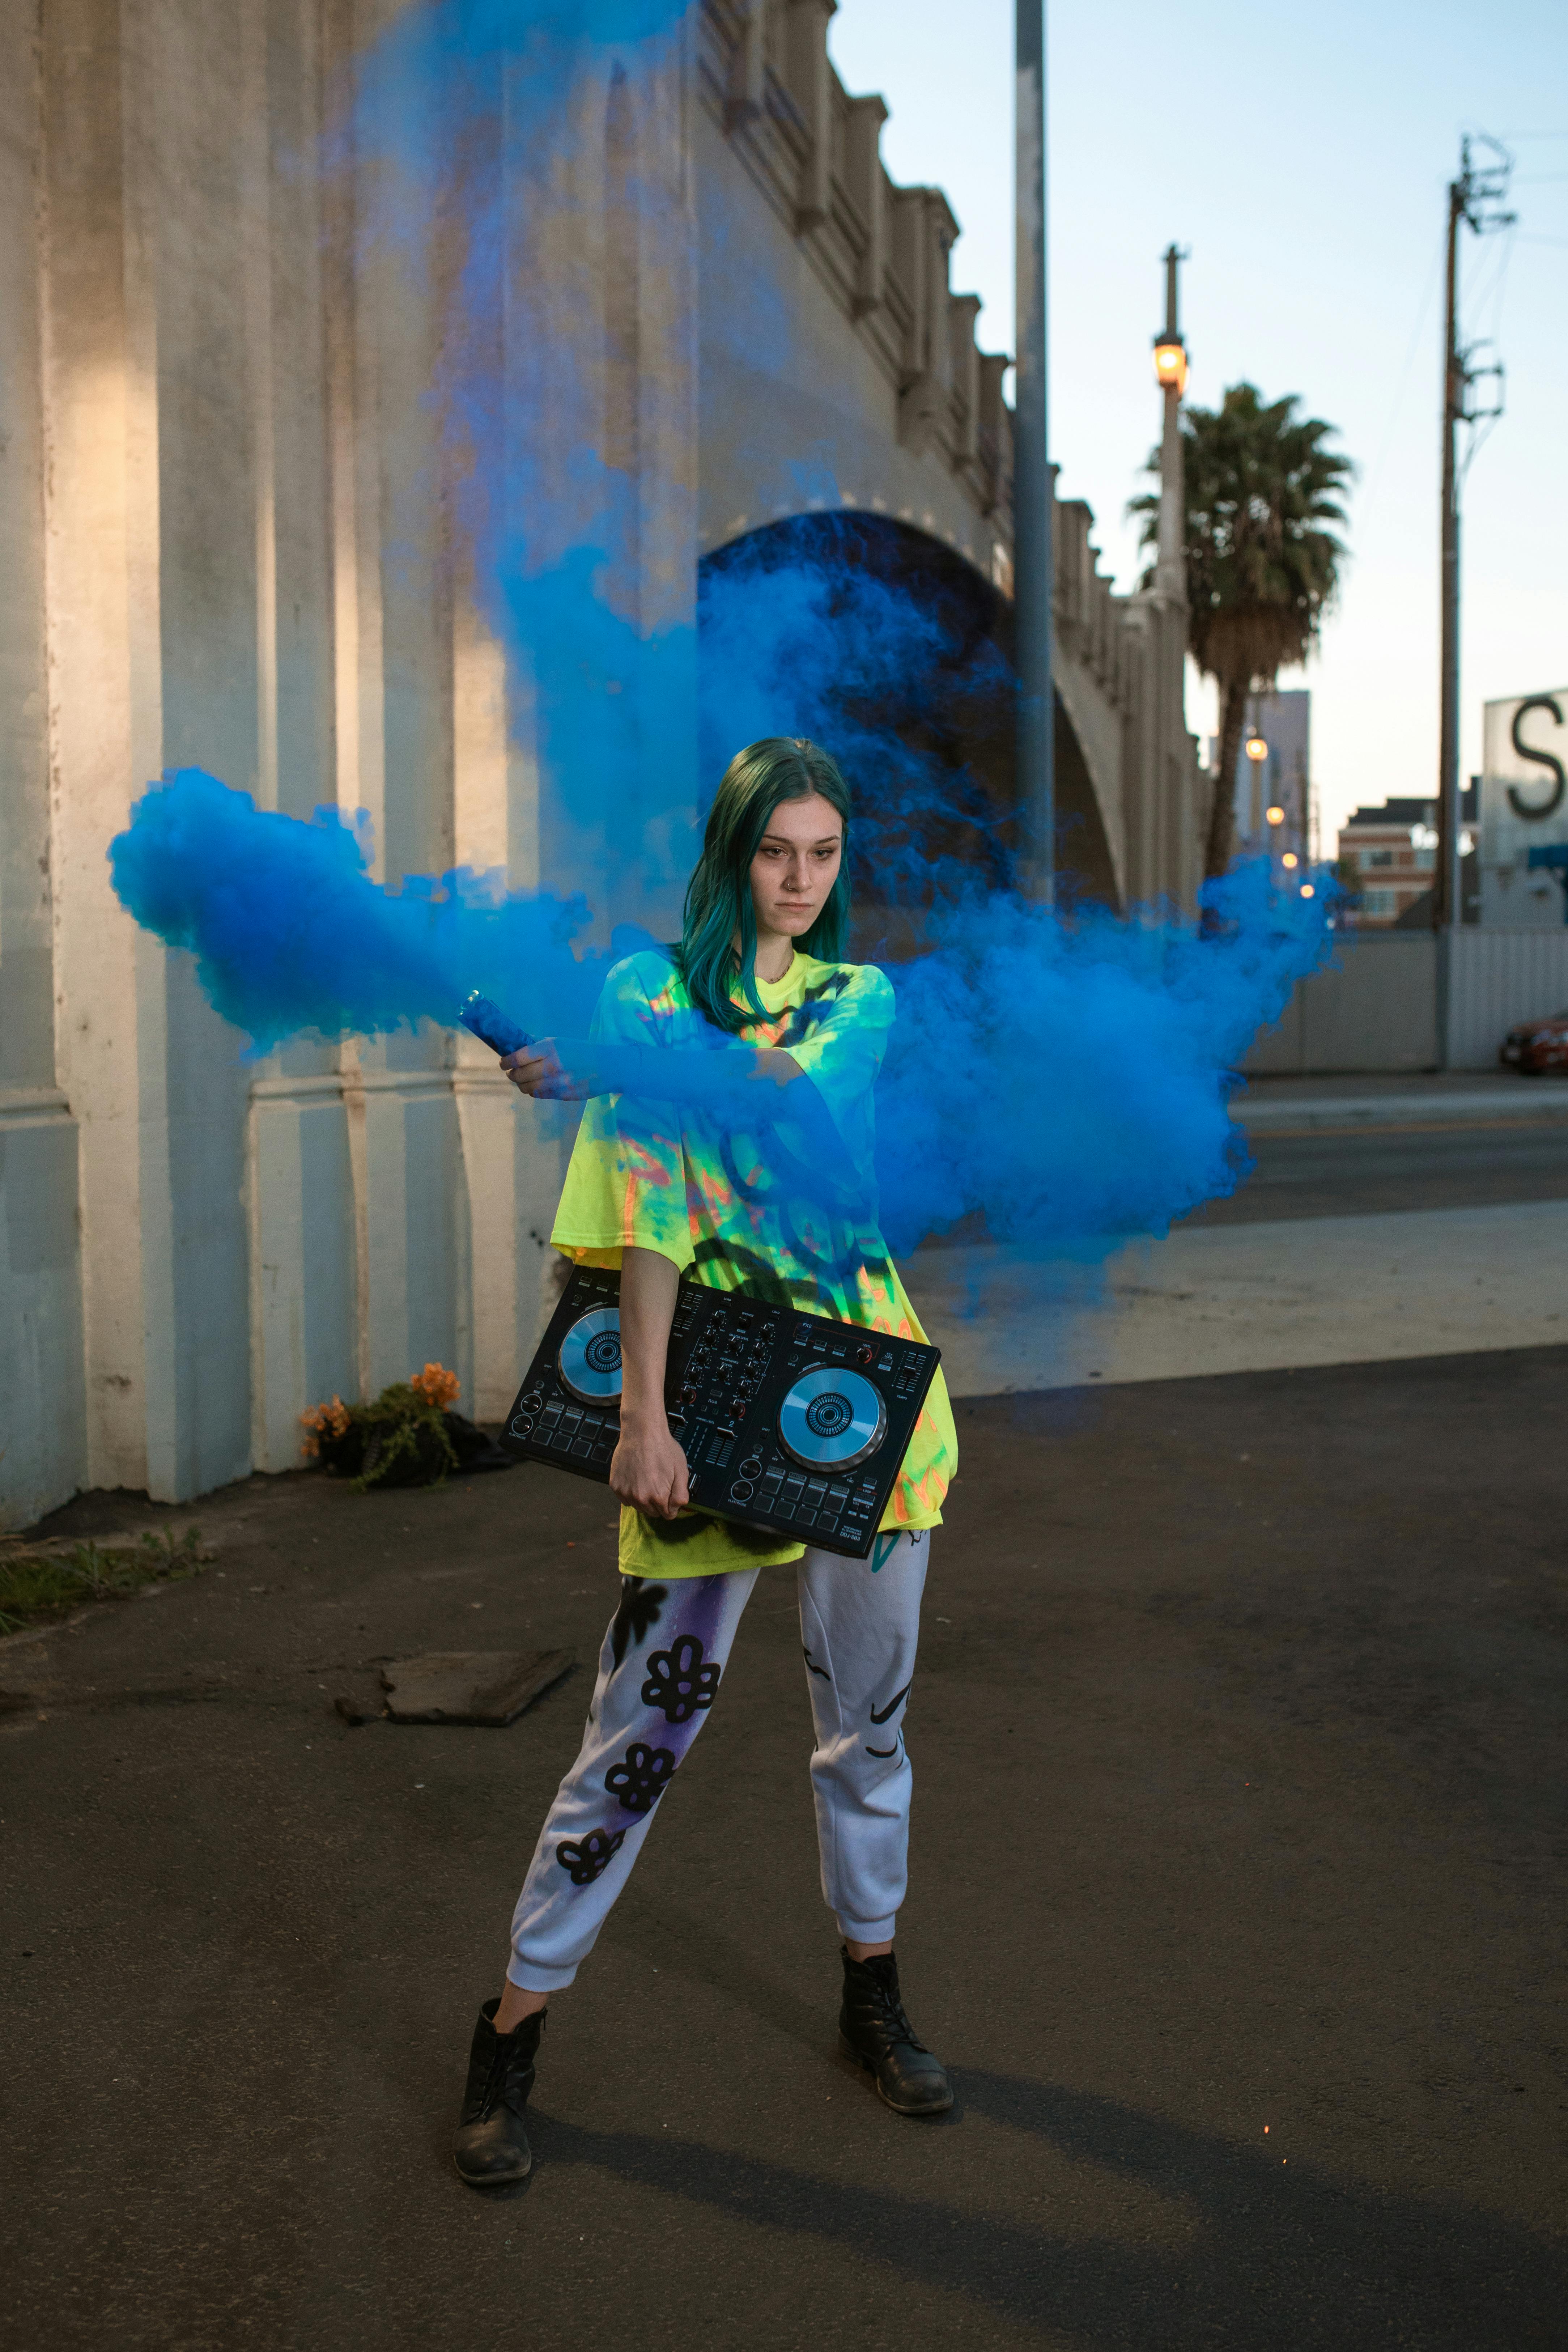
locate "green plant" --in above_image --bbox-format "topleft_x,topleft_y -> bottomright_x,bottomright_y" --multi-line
1131,382 -> 1352,886
0,1527 -> 206,1634
302,1364 -> 462,1490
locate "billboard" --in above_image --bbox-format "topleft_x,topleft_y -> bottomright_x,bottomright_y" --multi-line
1480,688 -> 1568,928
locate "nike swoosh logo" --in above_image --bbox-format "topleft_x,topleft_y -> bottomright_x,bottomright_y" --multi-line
869,1679 -> 912,1724
864,1742 -> 898,1757
801,1646 -> 831,1681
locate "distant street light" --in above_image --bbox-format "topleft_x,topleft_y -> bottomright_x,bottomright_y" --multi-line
1246,735 -> 1268,763
1153,333 -> 1187,396
1266,805 -> 1285,826
1300,884 -> 1316,899
1282,852 -> 1299,869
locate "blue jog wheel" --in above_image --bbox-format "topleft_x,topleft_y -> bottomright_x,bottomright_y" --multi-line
778,1365 -> 887,1472
558,1308 -> 623,1403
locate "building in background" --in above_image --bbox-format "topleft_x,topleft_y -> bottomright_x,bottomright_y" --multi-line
1478,688 -> 1568,929
1336,789 -> 1477,928
1207,689 -> 1310,869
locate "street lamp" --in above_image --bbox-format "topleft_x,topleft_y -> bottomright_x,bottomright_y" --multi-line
1153,333 -> 1187,396
1266,805 -> 1285,826
1246,735 -> 1268,763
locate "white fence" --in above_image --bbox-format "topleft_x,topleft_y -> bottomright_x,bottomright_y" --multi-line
1243,930 -> 1568,1075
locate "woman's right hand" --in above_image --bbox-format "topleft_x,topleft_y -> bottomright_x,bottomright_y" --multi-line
609,1411 -> 690,1520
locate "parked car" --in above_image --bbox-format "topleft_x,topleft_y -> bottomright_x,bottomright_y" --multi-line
1500,1012 -> 1568,1074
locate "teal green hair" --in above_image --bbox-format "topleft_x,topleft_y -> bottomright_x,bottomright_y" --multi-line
675,737 -> 851,1032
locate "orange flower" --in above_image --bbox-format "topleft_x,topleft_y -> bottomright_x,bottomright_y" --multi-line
411,1362 -> 460,1410
299,1396 -> 351,1457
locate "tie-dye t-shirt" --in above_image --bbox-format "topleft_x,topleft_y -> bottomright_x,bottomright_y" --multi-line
550,946 -> 957,1578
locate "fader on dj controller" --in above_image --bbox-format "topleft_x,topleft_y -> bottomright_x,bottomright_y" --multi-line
501,1265 -> 940,1560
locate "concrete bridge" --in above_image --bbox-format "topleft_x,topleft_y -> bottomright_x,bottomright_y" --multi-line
0,0 -> 1201,1528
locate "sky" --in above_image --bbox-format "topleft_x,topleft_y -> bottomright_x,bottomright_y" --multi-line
828,0 -> 1568,854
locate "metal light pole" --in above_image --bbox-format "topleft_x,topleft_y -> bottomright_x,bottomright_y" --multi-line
1014,1 -> 1052,900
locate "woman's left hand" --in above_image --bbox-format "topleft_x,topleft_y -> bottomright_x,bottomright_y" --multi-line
501,1039 -> 590,1100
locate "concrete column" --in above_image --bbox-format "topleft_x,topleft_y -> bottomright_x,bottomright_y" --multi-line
0,0 -> 87,1528
786,0 -> 836,231
41,0 -> 163,1500
845,93 -> 887,317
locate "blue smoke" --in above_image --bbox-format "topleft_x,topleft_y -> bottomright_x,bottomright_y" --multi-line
340,0 -> 700,927
105,2 -> 1338,1269
108,769 -> 638,1053
109,765 -> 1333,1256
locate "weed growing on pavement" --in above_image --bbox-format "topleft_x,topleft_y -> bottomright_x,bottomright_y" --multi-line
0,1528 -> 208,1634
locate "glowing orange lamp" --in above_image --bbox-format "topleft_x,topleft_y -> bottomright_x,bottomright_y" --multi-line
1153,335 -> 1187,396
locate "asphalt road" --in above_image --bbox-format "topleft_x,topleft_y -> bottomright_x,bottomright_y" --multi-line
4,1347 -> 1564,2351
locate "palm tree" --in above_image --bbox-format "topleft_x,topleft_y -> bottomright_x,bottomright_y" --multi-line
1131,383 -> 1351,884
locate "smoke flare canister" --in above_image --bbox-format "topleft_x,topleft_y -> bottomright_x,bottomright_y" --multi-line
459,991 -> 534,1059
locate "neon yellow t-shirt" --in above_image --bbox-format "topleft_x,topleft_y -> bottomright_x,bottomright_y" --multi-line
550,946 -> 958,1576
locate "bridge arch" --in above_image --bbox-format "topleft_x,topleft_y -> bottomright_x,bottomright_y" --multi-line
697,509 -> 1123,932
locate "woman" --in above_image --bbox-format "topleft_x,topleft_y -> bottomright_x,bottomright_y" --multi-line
452,737 -> 958,2186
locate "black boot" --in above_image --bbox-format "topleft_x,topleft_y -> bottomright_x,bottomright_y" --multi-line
838,1947 -> 953,2117
453,1997 -> 544,2186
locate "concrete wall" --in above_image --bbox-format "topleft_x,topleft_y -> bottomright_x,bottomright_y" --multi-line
1446,930 -> 1568,1070
1242,928 -> 1568,1076
1243,939 -> 1439,1075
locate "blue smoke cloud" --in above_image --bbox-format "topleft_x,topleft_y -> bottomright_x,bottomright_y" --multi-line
340,0 -> 701,927
108,769 -> 636,1052
109,766 -> 1333,1257
106,1 -> 1337,1271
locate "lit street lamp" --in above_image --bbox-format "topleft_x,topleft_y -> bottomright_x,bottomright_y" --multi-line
1153,332 -> 1187,397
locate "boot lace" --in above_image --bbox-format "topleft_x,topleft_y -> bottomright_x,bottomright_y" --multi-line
863,1964 -> 927,2052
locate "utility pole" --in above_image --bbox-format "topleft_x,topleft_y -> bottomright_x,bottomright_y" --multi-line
1437,136 -> 1512,960
1014,1 -> 1052,900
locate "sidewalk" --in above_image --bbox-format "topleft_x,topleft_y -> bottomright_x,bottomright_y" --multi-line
904,1199 -> 1568,1395
1234,1069 -> 1568,1130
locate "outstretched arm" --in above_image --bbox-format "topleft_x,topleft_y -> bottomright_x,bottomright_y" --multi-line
500,1040 -> 803,1101
608,1245 -> 689,1521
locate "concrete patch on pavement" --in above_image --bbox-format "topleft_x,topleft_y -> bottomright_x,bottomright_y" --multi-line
371,1648 -> 575,1725
904,1199 -> 1568,1393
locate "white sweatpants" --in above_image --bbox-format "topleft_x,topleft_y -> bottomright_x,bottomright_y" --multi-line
507,1531 -> 929,1991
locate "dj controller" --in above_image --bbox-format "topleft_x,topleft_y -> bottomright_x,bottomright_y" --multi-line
502,1265 -> 941,1560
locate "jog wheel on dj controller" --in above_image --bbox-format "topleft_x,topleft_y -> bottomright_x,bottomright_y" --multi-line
776,1364 -> 887,1473
557,1307 -> 624,1404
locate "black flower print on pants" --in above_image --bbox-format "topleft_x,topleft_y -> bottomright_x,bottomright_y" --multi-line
610,1577 -> 668,1672
641,1633 -> 720,1724
605,1740 -> 676,1815
556,1827 -> 627,1886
